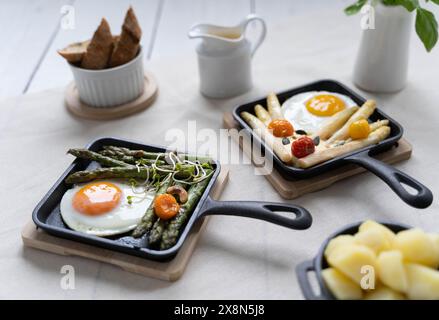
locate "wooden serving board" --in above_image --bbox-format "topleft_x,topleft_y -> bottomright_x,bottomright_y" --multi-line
223,112 -> 412,199
65,72 -> 158,120
21,168 -> 229,282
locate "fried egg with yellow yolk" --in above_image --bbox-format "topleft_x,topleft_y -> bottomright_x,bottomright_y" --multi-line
281,91 -> 357,134
60,180 -> 155,237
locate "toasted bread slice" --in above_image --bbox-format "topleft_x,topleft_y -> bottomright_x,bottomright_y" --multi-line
112,35 -> 120,45
109,7 -> 142,67
121,6 -> 141,41
81,18 -> 114,69
57,40 -> 90,64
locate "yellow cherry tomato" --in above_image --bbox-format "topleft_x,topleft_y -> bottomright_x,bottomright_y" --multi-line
154,194 -> 180,220
268,120 -> 294,137
349,119 -> 371,140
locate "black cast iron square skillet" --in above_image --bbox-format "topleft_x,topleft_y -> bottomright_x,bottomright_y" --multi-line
233,79 -> 433,209
296,221 -> 410,300
32,137 -> 312,262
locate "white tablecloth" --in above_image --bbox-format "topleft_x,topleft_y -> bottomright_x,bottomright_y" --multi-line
0,9 -> 438,299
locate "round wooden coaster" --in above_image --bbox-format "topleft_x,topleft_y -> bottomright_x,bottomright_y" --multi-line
65,72 -> 158,120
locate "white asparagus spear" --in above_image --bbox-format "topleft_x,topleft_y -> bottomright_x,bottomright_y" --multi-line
241,111 -> 293,163
297,126 -> 391,168
327,100 -> 376,144
267,92 -> 284,120
370,119 -> 389,132
314,106 -> 359,140
327,119 -> 390,147
254,104 -> 272,126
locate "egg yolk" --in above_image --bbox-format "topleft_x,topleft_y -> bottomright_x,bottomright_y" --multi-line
72,182 -> 122,216
306,94 -> 346,116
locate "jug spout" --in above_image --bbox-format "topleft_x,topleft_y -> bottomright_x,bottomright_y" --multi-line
188,24 -> 206,40
188,14 -> 266,55
188,23 -> 242,42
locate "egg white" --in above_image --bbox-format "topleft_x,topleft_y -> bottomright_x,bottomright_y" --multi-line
60,179 -> 155,237
281,91 -> 356,134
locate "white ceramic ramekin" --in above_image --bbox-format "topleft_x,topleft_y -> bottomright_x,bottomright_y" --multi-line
69,47 -> 145,108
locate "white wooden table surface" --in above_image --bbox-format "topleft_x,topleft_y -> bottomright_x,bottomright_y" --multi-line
1,0 -> 439,299
0,0 -> 345,98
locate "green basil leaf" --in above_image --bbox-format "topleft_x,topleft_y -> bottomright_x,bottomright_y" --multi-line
344,0 -> 368,15
382,0 -> 399,6
400,0 -> 419,11
428,0 -> 439,5
415,7 -> 438,51
382,0 -> 418,11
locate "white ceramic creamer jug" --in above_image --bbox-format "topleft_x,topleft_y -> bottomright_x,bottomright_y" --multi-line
188,14 -> 266,98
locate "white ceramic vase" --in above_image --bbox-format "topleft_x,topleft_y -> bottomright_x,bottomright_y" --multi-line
353,3 -> 414,93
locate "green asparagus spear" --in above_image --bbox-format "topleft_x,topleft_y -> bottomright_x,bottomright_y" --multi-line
103,145 -> 214,164
148,219 -> 168,246
100,146 -> 209,168
65,166 -> 150,184
160,170 -> 213,250
68,148 -> 131,167
148,182 -> 186,246
98,150 -> 138,164
132,177 -> 173,238
99,150 -> 164,166
65,165 -> 194,184
103,146 -> 161,159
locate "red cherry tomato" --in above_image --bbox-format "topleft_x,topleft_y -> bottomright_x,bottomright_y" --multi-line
292,136 -> 315,158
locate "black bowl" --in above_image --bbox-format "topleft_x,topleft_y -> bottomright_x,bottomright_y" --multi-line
296,221 -> 410,300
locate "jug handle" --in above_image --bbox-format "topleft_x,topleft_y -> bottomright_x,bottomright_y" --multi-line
241,14 -> 267,57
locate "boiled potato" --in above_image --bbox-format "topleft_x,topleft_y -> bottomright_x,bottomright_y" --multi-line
377,250 -> 408,293
394,229 -> 439,268
364,285 -> 405,300
322,222 -> 439,300
358,220 -> 395,244
324,235 -> 356,260
405,263 -> 439,300
428,233 -> 439,261
355,228 -> 392,254
327,244 -> 378,285
322,268 -> 363,300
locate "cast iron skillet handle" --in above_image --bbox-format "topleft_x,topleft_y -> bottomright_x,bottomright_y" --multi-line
198,197 -> 312,230
345,150 -> 433,209
296,260 -> 323,300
